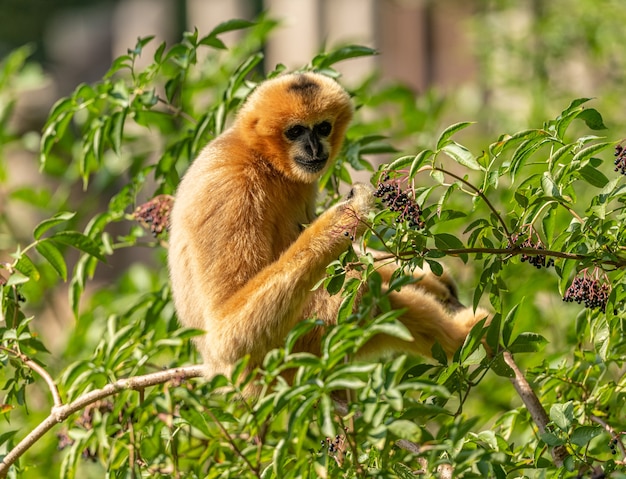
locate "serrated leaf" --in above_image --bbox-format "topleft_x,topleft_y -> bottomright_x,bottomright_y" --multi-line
577,108 -> 607,130
409,149 -> 434,179
35,240 -> 67,280
490,354 -> 515,378
108,109 -> 127,156
313,45 -> 378,69
33,211 -> 76,240
434,233 -> 464,250
129,35 -> 155,56
508,332 -> 547,353
179,408 -> 211,438
436,122 -> 474,149
369,320 -> 414,342
386,155 -> 415,172
540,431 -> 565,447
441,142 -> 481,170
49,231 -> 106,262
326,377 -> 367,389
502,303 -> 519,347
208,19 -> 255,37
387,420 -> 422,441
425,259 -> 444,276
570,425 -> 602,446
572,141 -> 613,163
550,402 -> 574,431
541,208 -> 555,247
13,254 -> 40,281
578,164 -> 609,188
548,143 -> 574,172
541,172 -> 561,198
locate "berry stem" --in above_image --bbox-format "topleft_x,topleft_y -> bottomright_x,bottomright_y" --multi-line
417,165 -> 513,240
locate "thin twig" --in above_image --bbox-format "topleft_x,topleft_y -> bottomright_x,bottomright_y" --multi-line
0,346 -> 63,408
371,247 -> 626,269
502,351 -> 568,467
418,165 -> 512,238
204,407 -> 261,478
0,365 -> 204,478
590,414 -> 626,458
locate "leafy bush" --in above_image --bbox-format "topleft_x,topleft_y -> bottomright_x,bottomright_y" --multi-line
1,18 -> 626,478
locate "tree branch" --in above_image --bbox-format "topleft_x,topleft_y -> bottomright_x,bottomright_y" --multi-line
0,365 -> 205,478
0,346 -> 63,408
502,350 -> 569,467
371,246 -> 626,269
590,414 -> 626,459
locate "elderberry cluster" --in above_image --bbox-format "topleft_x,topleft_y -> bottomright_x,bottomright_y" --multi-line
319,434 -> 346,465
133,194 -> 174,237
374,178 -> 425,229
615,144 -> 626,175
563,270 -> 611,313
609,436 -> 621,455
508,232 -> 554,269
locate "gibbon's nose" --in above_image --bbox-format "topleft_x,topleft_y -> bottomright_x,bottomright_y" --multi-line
304,130 -> 324,159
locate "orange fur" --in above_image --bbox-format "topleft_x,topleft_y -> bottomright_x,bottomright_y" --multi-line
168,72 -> 489,394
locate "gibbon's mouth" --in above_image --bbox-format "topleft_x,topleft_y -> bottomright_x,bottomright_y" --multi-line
295,155 -> 328,173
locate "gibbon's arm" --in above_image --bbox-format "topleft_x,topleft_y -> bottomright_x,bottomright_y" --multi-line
169,176 -> 374,377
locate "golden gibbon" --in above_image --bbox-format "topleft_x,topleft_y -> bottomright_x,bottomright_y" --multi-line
168,72 -> 489,394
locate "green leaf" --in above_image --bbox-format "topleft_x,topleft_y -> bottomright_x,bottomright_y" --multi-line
49,231 -> 106,262
319,394 -> 335,438
542,205 -> 556,244
441,142 -> 481,170
550,402 -> 574,431
540,431 -> 565,447
0,430 -> 18,448
129,35 -> 155,56
572,141 -> 613,163
207,19 -> 255,37
425,259 -> 444,276
13,254 -> 40,281
578,164 -> 609,188
508,332 -> 547,353
490,354 -> 515,378
436,121 -> 474,149
35,240 -> 67,280
312,45 -> 378,70
548,143 -> 574,172
434,233 -> 464,251
409,149 -> 434,179
570,425 -> 602,446
387,419 -> 422,441
541,172 -> 561,198
33,211 -> 76,240
179,408 -> 212,438
577,108 -> 607,130
108,109 -> 127,156
369,320 -> 414,342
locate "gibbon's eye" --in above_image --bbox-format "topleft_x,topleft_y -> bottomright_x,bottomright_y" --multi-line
315,121 -> 332,137
285,125 -> 307,141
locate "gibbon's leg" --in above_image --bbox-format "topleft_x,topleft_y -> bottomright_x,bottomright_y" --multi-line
204,183 -> 374,376
358,261 -> 490,359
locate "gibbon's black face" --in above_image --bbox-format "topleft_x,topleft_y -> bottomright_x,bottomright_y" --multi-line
284,120 -> 333,173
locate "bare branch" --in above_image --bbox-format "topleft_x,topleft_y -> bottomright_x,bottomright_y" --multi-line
0,365 -> 205,478
502,351 -> 569,467
590,414 -> 626,458
0,346 -> 63,408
